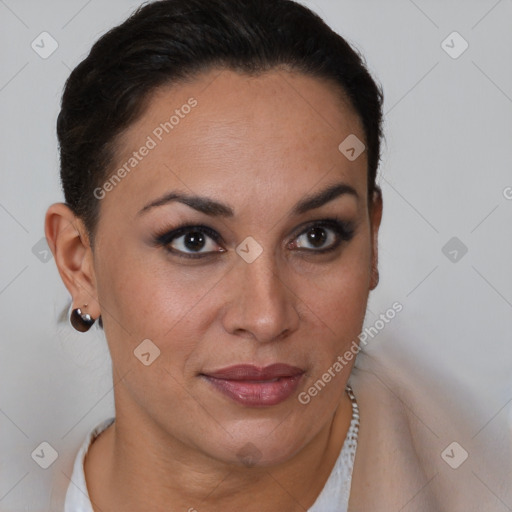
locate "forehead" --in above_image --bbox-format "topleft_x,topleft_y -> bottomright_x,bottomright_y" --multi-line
101,68 -> 368,220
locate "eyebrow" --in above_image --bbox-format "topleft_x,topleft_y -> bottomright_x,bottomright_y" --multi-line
137,182 -> 358,218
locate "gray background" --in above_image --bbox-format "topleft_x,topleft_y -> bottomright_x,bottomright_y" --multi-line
1,0 -> 511,510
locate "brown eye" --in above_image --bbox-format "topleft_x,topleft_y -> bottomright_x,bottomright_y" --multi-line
303,226 -> 328,248
180,230 -> 208,252
291,219 -> 355,253
155,225 -> 225,259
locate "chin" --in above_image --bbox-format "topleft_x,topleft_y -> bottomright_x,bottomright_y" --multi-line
205,426 -> 307,468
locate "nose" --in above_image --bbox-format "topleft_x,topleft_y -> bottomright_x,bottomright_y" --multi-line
221,248 -> 300,344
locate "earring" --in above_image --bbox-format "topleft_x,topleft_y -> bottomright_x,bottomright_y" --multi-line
70,306 -> 96,332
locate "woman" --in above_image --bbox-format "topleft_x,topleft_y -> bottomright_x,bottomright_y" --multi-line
45,0 -> 442,510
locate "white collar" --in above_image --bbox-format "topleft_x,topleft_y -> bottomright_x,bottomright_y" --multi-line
63,416 -> 115,512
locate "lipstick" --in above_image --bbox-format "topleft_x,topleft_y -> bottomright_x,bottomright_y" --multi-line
201,363 -> 304,407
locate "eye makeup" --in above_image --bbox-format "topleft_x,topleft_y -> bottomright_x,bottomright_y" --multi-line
151,216 -> 356,260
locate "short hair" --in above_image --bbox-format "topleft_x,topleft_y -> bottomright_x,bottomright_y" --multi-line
57,0 -> 384,243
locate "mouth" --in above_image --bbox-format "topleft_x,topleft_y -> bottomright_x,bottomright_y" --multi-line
200,364 -> 305,407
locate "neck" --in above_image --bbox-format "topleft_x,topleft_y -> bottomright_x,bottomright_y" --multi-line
84,391 -> 353,512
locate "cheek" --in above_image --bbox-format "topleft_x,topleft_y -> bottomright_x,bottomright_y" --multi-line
297,240 -> 372,365
95,247 -> 217,368
303,233 -> 372,316
329,257 -> 371,321
307,271 -> 369,361
296,264 -> 370,408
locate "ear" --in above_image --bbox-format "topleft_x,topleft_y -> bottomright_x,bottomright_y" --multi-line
44,203 -> 100,321
368,187 -> 383,291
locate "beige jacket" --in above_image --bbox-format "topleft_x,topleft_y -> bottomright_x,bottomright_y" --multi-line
347,350 -> 511,512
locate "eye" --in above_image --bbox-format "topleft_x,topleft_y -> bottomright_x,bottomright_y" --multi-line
154,218 -> 355,260
290,219 -> 355,253
154,224 -> 225,259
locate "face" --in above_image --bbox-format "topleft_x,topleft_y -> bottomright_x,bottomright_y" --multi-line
57,69 -> 381,466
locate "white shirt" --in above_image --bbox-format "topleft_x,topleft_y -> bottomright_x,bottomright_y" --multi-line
63,387 -> 359,512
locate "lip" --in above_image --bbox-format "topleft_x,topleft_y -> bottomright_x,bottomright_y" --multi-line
201,364 -> 305,407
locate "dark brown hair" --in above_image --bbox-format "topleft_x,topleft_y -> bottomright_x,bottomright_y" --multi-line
57,0 -> 384,244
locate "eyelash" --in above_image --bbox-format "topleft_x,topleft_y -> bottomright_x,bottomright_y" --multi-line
153,218 -> 355,260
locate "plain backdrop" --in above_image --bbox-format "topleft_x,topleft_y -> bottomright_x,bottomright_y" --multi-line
0,0 -> 511,510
